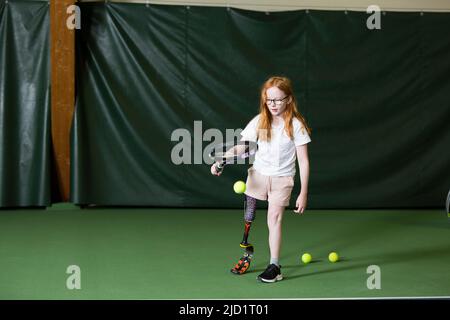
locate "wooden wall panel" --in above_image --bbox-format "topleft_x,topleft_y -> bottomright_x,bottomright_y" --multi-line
50,0 -> 75,201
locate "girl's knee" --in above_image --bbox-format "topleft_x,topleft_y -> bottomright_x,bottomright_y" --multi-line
267,212 -> 283,226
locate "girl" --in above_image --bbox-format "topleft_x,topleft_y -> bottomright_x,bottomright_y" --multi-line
211,76 -> 311,283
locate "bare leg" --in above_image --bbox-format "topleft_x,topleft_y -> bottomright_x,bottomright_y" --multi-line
267,202 -> 286,263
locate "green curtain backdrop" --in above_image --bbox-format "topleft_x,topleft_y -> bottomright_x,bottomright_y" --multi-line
72,3 -> 450,208
0,0 -> 51,207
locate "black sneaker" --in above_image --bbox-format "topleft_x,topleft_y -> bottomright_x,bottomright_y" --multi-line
257,264 -> 283,283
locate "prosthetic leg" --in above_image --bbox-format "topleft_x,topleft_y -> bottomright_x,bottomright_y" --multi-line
231,195 -> 256,275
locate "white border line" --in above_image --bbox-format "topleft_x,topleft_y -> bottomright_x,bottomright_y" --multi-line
162,296 -> 450,300
77,0 -> 450,13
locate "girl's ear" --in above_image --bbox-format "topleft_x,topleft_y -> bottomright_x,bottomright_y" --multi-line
287,95 -> 293,104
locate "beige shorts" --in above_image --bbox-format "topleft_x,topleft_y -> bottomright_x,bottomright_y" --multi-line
244,167 -> 295,207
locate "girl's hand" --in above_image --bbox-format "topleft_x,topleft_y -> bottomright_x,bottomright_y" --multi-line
294,193 -> 307,214
211,163 -> 222,176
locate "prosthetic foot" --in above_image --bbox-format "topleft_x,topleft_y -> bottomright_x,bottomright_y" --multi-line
230,244 -> 254,275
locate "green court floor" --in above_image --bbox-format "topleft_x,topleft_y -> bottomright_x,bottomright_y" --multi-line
0,204 -> 449,299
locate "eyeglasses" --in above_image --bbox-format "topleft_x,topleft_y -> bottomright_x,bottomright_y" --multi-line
266,96 -> 288,106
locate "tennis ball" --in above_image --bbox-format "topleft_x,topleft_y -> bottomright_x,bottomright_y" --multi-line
328,252 -> 339,263
233,181 -> 246,194
301,253 -> 312,264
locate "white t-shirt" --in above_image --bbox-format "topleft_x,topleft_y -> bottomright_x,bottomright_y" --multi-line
240,115 -> 311,177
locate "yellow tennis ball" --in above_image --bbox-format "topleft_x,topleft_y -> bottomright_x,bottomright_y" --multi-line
233,181 -> 246,194
329,252 -> 339,263
301,253 -> 312,264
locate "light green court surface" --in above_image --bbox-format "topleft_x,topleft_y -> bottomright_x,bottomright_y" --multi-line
0,204 -> 449,299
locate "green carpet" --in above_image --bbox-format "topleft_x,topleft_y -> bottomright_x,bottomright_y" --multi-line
0,204 -> 449,299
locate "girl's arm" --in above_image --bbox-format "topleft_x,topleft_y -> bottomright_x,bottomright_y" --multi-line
210,144 -> 247,176
294,144 -> 310,214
